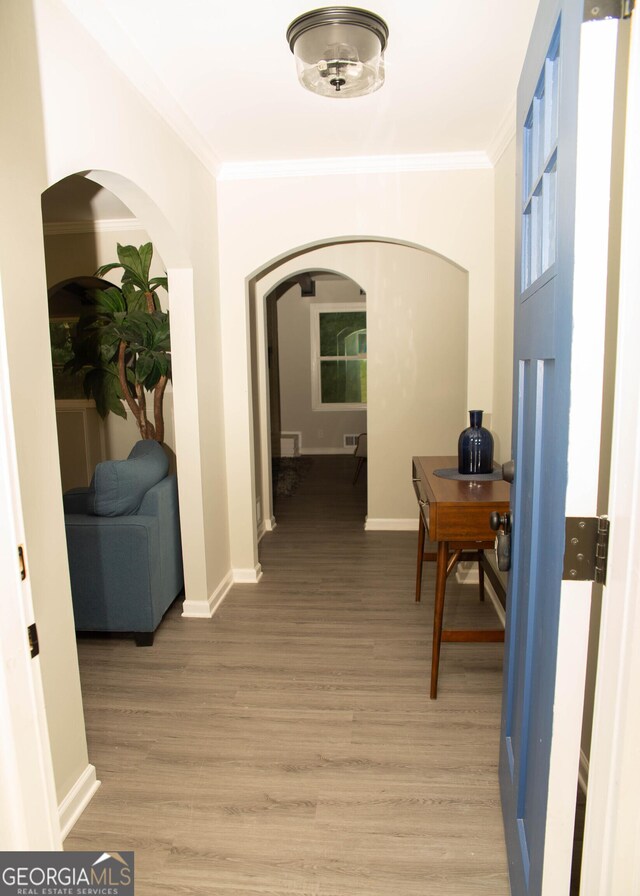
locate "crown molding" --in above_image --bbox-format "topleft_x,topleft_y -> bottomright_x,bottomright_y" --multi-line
59,0 -> 220,177
217,151 -> 493,182
43,218 -> 142,236
487,99 -> 517,166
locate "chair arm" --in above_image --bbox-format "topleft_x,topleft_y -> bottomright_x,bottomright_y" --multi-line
63,487 -> 92,515
64,514 -> 161,632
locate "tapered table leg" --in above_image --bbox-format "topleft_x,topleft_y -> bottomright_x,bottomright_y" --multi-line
430,539 -> 449,699
415,513 -> 426,602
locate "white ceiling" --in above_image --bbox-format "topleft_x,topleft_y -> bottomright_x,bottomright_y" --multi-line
44,2 -> 539,223
59,0 -> 540,167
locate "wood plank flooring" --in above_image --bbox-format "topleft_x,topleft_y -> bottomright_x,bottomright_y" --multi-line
65,455 -> 510,894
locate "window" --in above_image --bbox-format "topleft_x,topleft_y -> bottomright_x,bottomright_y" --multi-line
310,304 -> 367,410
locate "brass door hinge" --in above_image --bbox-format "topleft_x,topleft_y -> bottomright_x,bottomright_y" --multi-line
28,623 -> 39,659
563,516 -> 610,584
584,0 -> 635,21
18,544 -> 26,580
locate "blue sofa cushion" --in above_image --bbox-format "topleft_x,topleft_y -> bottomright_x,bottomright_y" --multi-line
91,440 -> 169,516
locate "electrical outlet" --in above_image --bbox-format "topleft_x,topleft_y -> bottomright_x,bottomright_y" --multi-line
318,428 -> 324,438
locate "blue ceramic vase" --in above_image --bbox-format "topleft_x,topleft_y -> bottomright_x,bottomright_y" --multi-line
457,409 -> 494,474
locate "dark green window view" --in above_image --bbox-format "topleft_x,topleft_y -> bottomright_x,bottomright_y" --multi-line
319,310 -> 367,405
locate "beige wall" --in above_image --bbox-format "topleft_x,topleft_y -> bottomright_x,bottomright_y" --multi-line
277,277 -> 367,453
492,138 -> 516,464
1,0 -> 229,810
218,167 -> 495,567
0,0 -> 89,810
43,227 -> 165,297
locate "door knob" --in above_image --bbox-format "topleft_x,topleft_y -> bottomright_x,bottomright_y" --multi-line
490,511 -> 512,535
502,459 -> 515,483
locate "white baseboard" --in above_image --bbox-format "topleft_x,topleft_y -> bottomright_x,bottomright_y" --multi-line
233,564 -> 263,583
257,521 -> 266,542
455,561 -> 480,584
280,431 -> 302,457
364,517 -> 419,531
182,571 -> 233,618
578,748 -> 589,794
264,517 -> 276,532
301,447 -> 353,455
59,764 -> 100,840
484,576 -> 506,627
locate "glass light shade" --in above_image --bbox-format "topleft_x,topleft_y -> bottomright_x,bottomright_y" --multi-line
287,7 -> 388,99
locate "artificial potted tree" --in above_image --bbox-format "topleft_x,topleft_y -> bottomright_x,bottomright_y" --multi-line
66,243 -> 171,442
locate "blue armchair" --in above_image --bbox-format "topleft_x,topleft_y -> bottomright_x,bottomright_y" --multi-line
63,440 -> 184,646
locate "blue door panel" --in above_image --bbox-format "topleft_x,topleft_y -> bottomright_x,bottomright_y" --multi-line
500,1 -> 582,892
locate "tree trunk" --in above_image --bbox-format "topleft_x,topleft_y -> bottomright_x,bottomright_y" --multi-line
153,376 -> 168,444
117,341 -> 156,439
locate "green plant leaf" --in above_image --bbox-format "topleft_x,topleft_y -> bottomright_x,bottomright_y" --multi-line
94,262 -> 122,278
134,353 -> 154,383
116,244 -> 152,287
138,242 -> 153,281
92,287 -> 126,314
149,276 -> 168,293
122,281 -> 147,312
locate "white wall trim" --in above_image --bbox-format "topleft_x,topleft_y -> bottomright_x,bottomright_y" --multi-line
454,561 -> 480,584
301,447 -> 354,455
233,564 -> 263,583
43,218 -> 141,236
181,571 -> 233,618
364,517 -> 419,531
483,575 -> 507,628
59,764 -> 100,841
256,520 -> 266,542
264,517 -> 276,532
218,151 -> 492,182
487,99 -> 516,166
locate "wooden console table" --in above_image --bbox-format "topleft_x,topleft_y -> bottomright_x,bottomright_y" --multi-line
412,455 -> 510,699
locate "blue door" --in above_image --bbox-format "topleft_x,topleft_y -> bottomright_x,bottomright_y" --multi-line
500,0 -> 582,891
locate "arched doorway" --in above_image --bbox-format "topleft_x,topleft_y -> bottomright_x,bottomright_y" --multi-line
34,169 -> 199,836
262,269 -> 368,528
248,238 -> 469,554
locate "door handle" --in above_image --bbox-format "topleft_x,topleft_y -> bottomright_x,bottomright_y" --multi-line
502,459 -> 515,483
490,511 -> 512,535
490,510 -> 513,572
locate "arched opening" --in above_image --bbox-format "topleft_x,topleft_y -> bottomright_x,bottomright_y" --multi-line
38,170 -> 197,829
247,237 -> 469,562
42,176 -> 181,478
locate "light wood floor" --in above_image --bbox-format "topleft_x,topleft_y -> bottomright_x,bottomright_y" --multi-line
65,455 -> 510,895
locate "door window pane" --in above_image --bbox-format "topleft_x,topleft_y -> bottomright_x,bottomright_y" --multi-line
521,18 -> 561,292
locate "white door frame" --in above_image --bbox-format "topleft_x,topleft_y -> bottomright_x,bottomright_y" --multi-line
580,10 -> 640,891
538,15 -> 621,893
0,280 -> 61,849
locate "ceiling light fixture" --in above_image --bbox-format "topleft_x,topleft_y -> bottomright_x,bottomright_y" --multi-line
286,6 -> 389,99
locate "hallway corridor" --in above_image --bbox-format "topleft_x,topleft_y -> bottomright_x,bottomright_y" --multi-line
66,455 -> 509,894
